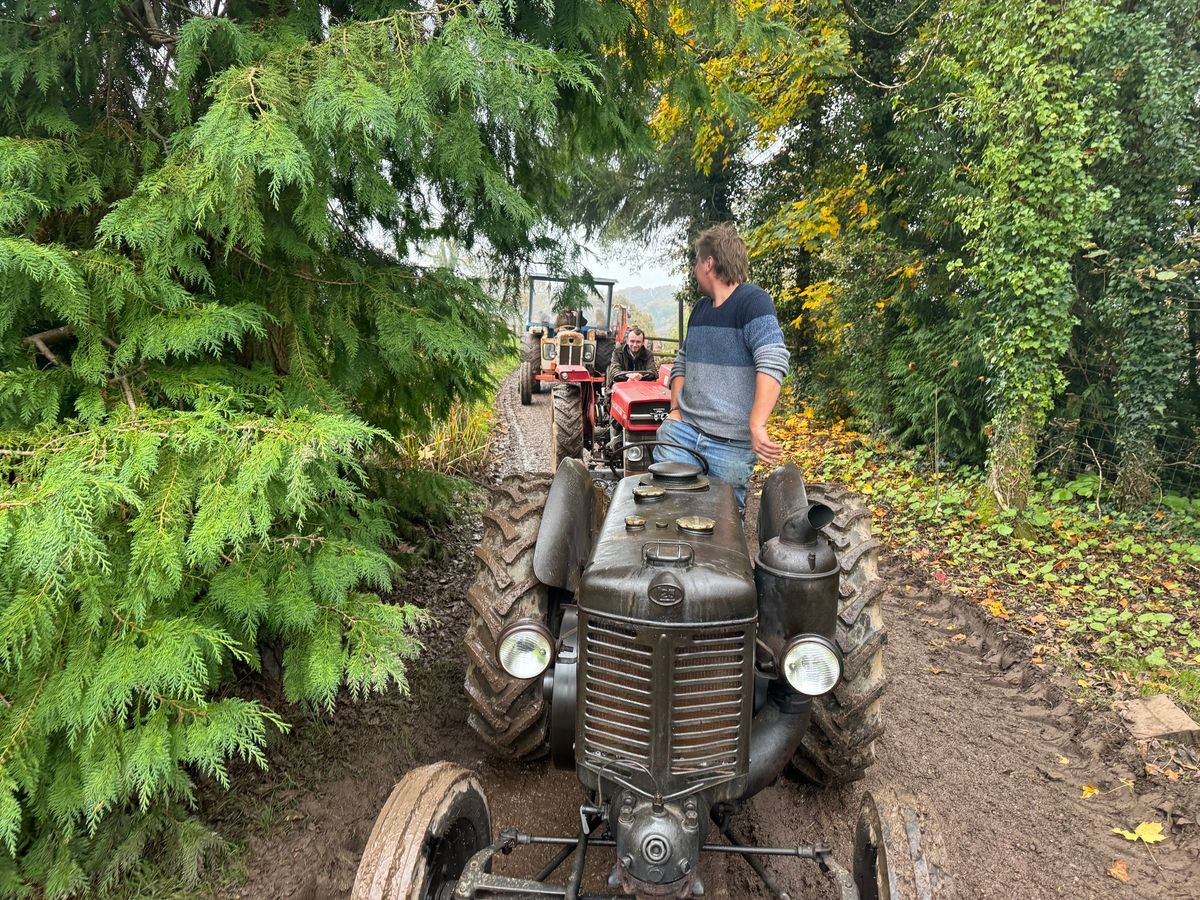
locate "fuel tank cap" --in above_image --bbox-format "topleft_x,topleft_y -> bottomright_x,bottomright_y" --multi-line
676,515 -> 715,535
633,485 -> 666,502
647,461 -> 702,483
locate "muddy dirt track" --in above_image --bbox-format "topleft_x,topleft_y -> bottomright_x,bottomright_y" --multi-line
206,370 -> 1198,899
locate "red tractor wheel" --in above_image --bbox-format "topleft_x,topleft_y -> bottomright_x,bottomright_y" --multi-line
352,762 -> 491,900
550,383 -> 584,469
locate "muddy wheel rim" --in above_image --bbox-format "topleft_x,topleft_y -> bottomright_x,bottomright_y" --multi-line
424,814 -> 486,900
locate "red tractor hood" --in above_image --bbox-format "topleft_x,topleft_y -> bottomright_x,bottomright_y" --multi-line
609,379 -> 671,431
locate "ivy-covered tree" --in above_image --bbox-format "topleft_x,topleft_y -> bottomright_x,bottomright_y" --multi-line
942,0 -> 1113,509
0,0 -> 683,892
696,0 -> 1198,512
1077,0 -> 1200,506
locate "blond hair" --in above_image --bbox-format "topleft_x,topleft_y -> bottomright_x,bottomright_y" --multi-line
693,223 -> 749,285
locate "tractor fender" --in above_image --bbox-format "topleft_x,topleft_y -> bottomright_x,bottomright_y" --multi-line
534,458 -> 601,593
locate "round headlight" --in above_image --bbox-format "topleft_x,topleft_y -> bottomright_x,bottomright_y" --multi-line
497,623 -> 554,679
781,636 -> 841,696
625,445 -> 644,462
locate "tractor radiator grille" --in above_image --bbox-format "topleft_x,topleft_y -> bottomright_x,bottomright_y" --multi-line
582,618 -> 653,767
670,629 -> 746,777
581,616 -> 750,787
558,342 -> 584,367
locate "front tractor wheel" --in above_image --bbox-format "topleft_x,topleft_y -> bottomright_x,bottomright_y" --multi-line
550,383 -> 584,469
853,788 -> 949,900
352,762 -> 491,900
464,476 -> 552,759
790,483 -> 887,788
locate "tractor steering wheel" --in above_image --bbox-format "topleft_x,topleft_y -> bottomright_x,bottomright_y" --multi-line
636,440 -> 710,475
610,371 -> 648,383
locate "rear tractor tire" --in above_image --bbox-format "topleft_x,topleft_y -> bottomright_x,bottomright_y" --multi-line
853,788 -> 949,900
520,334 -> 542,399
550,383 -> 584,469
790,483 -> 887,788
352,762 -> 491,900
464,476 -> 552,759
519,360 -> 533,406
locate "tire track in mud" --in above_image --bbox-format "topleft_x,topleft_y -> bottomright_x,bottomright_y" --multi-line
493,366 -> 551,478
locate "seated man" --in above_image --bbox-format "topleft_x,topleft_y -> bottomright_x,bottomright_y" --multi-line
606,327 -> 656,386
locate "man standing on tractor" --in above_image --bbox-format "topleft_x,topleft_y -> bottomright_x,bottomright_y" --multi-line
605,326 -> 656,384
654,224 -> 789,513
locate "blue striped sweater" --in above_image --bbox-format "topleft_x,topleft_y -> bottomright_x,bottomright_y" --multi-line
670,283 -> 790,442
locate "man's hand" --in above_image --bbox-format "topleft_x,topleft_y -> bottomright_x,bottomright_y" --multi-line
750,423 -> 782,466
668,407 -> 683,422
627,372 -> 644,381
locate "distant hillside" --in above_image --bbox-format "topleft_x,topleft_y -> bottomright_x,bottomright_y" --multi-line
615,283 -> 683,339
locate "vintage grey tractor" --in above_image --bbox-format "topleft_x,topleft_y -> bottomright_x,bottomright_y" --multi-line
353,458 -> 948,900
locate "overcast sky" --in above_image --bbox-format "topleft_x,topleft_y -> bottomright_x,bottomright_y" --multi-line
580,235 -> 682,291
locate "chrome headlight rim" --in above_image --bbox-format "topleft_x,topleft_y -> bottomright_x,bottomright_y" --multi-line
497,620 -> 555,680
781,634 -> 842,696
624,444 -> 644,462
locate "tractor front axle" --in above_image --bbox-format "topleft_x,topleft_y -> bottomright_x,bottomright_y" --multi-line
449,821 -> 859,900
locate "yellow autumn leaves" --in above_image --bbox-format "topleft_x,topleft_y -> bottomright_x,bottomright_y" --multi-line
646,2 -> 848,174
1112,821 -> 1166,844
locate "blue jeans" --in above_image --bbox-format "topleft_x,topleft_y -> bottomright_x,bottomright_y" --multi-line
653,417 -> 758,513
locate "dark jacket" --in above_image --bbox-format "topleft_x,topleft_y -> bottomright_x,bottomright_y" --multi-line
607,344 -> 656,384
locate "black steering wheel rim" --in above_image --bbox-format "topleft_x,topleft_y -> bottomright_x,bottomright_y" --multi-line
611,370 -> 652,383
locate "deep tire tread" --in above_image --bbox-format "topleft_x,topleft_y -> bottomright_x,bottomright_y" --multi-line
464,476 -> 553,759
791,482 -> 887,788
551,384 -> 584,468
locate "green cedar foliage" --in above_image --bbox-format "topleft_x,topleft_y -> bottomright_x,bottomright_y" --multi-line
0,1 -> 665,892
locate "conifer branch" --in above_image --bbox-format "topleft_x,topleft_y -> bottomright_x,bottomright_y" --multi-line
119,1 -> 176,47
119,376 -> 139,416
230,246 -> 417,287
22,325 -> 75,366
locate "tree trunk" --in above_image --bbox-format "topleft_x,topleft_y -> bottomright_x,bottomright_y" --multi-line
1116,444 -> 1158,511
985,405 -> 1040,510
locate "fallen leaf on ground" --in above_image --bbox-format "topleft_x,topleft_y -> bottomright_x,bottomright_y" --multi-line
1108,860 -> 1130,882
933,571 -> 947,583
1081,785 -> 1099,798
1058,755 -> 1070,765
952,633 -> 967,642
1112,822 -> 1165,844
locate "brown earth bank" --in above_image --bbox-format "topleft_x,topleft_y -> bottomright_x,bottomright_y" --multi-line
202,370 -> 1198,900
